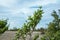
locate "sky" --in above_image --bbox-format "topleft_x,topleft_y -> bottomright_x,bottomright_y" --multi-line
0,0 -> 60,29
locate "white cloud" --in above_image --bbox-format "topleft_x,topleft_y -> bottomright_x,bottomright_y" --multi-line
27,0 -> 57,6
7,0 -> 57,16
0,0 -> 57,9
0,0 -> 17,7
7,8 -> 34,18
0,0 -> 57,16
16,0 -> 57,8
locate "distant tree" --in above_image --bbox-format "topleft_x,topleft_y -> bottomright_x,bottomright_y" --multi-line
0,19 -> 8,34
9,27 -> 18,31
41,9 -> 60,40
39,28 -> 45,34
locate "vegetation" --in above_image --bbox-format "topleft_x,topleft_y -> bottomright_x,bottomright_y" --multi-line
33,34 -> 39,40
41,10 -> 60,40
0,19 -> 8,34
14,6 -> 44,40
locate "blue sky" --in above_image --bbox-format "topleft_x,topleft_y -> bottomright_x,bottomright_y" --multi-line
0,0 -> 60,29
